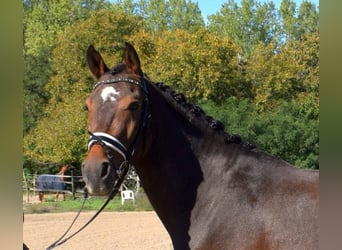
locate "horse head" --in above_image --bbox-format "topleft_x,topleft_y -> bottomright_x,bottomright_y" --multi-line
59,164 -> 69,174
82,43 -> 148,195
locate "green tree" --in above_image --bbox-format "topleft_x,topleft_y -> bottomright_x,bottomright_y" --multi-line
279,0 -> 297,41
135,0 -> 204,32
245,28 -> 318,111
296,1 -> 319,39
136,0 -> 170,31
279,0 -> 318,41
110,0 -> 138,15
200,97 -> 318,169
132,28 -> 249,102
24,0 -> 111,56
208,0 -> 318,56
246,41 -> 303,110
168,0 -> 204,31
23,0 -> 110,134
23,1 -> 319,170
208,0 -> 279,56
23,53 -> 51,133
24,11 -> 143,164
254,97 -> 319,169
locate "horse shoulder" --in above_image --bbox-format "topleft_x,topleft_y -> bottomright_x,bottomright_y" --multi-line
190,150 -> 318,249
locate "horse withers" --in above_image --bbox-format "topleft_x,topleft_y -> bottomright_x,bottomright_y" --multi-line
81,43 -> 319,249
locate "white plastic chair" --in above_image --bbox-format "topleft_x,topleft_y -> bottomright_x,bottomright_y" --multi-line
121,190 -> 135,205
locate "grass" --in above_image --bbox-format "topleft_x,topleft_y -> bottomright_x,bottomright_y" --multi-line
23,192 -> 154,214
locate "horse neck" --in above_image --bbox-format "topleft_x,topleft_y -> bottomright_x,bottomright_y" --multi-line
58,170 -> 65,175
57,166 -> 67,180
132,84 -> 228,247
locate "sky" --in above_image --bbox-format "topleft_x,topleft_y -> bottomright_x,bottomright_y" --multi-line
196,0 -> 319,19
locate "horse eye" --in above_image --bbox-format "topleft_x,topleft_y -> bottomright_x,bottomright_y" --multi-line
128,102 -> 140,111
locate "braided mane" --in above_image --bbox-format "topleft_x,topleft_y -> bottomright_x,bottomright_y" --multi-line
108,64 -> 255,150
153,82 -> 256,150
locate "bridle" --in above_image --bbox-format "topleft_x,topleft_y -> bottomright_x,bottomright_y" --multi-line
87,76 -> 149,173
46,76 -> 150,250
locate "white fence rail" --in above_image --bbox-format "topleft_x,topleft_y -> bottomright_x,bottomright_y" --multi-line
23,168 -> 141,202
23,173 -> 84,202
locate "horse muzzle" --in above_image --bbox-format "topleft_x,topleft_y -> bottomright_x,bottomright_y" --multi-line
82,147 -> 116,196
83,131 -> 131,195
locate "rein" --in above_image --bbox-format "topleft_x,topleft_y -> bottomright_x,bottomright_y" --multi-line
46,161 -> 130,250
46,76 -> 149,249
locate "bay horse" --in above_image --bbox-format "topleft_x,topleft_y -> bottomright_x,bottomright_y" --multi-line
82,43 -> 319,249
37,165 -> 69,202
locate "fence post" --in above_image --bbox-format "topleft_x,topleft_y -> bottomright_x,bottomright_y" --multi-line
23,171 -> 30,203
33,173 -> 37,196
71,170 -> 76,200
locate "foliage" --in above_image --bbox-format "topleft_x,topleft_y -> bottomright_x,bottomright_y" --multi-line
111,0 -> 204,32
23,52 -> 52,133
208,0 -> 279,56
200,96 -> 319,169
132,29 -> 251,102
23,0 -> 111,134
24,92 -> 88,164
208,0 -> 319,56
246,31 -> 319,111
24,0 -> 111,57
23,0 -> 319,170
254,97 -> 319,169
24,11 -> 143,164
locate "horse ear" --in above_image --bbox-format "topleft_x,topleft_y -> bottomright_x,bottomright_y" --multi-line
124,42 -> 142,76
86,45 -> 109,79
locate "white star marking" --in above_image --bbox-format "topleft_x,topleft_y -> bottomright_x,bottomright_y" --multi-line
101,86 -> 120,103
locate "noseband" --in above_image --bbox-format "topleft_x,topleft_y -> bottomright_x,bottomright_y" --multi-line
88,132 -> 130,161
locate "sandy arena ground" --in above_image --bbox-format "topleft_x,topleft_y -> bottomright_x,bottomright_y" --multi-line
23,211 -> 172,250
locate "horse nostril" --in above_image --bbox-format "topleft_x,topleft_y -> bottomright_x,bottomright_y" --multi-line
100,161 -> 110,178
